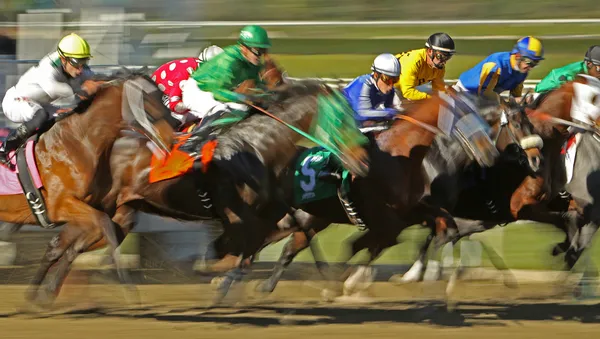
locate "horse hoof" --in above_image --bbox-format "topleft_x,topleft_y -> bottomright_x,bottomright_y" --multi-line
123,286 -> 141,306
389,274 -> 417,285
211,276 -> 225,286
32,288 -> 57,309
320,288 -> 340,302
25,287 -> 39,303
255,280 -> 276,294
551,243 -> 567,256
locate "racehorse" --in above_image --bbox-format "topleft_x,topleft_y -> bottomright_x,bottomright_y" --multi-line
44,80 -> 369,304
401,75 -> 600,292
241,93 -> 542,295
0,57 -> 288,304
0,72 -> 174,305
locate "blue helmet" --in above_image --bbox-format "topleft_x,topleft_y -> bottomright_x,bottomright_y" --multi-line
511,36 -> 544,61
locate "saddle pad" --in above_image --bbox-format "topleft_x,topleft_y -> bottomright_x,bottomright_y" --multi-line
149,136 -> 217,184
563,133 -> 580,183
0,141 -> 43,195
294,147 -> 350,205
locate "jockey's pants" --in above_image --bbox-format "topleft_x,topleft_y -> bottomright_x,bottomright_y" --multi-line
2,86 -> 44,123
180,79 -> 248,121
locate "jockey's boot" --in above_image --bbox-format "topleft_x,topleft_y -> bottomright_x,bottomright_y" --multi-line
0,125 -> 30,168
195,110 -> 226,140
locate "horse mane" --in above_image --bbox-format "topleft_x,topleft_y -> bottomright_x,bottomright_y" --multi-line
214,79 -> 331,169
268,79 -> 333,104
55,67 -> 156,121
91,66 -> 153,84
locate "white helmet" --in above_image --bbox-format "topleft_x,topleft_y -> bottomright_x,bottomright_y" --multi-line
198,45 -> 224,63
371,53 -> 401,77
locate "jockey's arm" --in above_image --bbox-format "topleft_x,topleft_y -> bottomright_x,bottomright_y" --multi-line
196,67 -> 247,104
431,72 -> 447,94
396,60 -> 431,101
479,65 -> 501,103
510,82 -> 525,100
34,66 -> 77,103
164,73 -> 189,114
354,81 -> 397,121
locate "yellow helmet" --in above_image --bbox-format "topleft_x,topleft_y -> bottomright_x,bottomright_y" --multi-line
57,33 -> 92,59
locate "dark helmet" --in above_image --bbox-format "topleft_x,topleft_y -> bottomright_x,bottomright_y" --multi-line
425,33 -> 456,54
585,45 -> 600,65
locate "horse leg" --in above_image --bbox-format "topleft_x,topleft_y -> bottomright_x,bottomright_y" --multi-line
29,199 -> 118,305
568,222 -> 600,298
391,232 -> 433,284
26,227 -> 83,304
257,212 -> 329,293
510,177 -> 577,257
0,222 -> 21,266
343,220 -> 400,296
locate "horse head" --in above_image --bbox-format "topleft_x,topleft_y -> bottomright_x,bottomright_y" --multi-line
525,76 -> 600,138
235,55 -> 286,96
497,96 -> 544,173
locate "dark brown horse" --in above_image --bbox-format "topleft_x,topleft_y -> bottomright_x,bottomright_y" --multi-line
46,80 -> 369,305
399,76 -> 600,290
241,93 -> 542,295
0,72 -> 174,305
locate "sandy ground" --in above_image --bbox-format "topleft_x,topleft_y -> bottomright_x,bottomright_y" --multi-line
2,270 -> 600,339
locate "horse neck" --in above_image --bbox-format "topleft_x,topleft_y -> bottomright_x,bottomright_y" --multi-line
376,99 -> 441,160
424,134 -> 471,180
41,86 -> 125,162
529,85 -> 574,139
214,93 -> 317,172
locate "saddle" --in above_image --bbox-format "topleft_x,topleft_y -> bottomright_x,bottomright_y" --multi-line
0,134 -> 54,228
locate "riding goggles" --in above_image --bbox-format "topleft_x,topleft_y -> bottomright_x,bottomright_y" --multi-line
247,46 -> 268,57
434,51 -> 453,62
66,57 -> 89,69
521,57 -> 539,68
380,74 -> 399,85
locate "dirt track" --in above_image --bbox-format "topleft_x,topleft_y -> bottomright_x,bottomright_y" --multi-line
2,276 -> 600,339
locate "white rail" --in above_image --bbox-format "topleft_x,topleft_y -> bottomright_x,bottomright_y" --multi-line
2,19 -> 600,28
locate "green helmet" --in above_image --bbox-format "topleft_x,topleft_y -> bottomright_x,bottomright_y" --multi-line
238,25 -> 271,48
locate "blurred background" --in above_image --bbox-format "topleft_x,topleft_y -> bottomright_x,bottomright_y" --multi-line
1,1 -> 600,285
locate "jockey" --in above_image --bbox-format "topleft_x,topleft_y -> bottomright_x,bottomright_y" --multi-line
535,45 -> 600,93
454,36 -> 544,103
181,25 -> 272,130
0,33 -> 102,164
151,45 -> 224,126
343,53 -> 400,128
394,33 -> 456,101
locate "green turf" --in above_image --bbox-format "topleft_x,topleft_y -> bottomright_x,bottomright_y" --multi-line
270,53 -> 583,80
255,222 -> 600,271
187,37 -> 592,80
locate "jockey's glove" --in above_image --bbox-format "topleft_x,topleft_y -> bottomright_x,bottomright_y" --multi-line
81,80 -> 106,97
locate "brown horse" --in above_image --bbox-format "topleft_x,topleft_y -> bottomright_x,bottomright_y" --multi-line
253,94 -> 544,294
0,72 -> 174,305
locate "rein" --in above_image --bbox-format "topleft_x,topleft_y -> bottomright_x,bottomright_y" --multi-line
246,102 -> 349,158
394,114 -> 445,135
493,110 -> 520,146
528,110 -> 598,132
